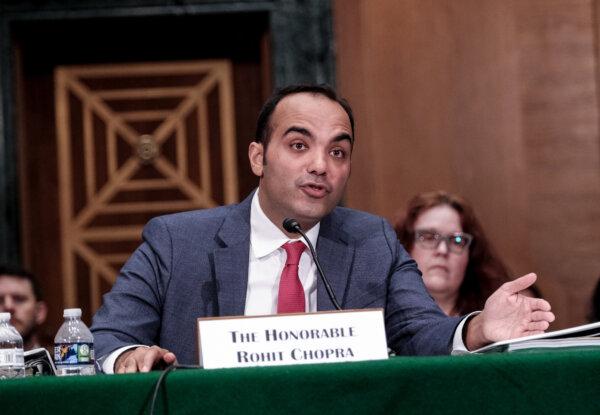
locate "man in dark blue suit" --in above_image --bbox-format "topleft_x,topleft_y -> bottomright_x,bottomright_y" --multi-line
91,85 -> 554,373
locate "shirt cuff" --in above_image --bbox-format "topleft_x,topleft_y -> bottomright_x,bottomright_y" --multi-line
101,345 -> 147,374
451,311 -> 480,355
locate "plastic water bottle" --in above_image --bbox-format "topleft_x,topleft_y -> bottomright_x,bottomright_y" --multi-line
0,312 -> 25,379
54,308 -> 95,376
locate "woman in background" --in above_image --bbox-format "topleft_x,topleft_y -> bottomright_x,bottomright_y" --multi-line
395,191 -> 519,316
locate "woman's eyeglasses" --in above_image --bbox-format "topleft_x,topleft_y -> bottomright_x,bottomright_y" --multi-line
414,229 -> 473,254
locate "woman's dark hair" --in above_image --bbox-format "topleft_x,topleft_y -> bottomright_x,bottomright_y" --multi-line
394,191 -> 511,315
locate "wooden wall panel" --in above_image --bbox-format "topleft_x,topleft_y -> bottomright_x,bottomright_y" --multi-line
335,0 -> 532,278
15,14 -> 268,332
514,0 -> 600,326
334,0 -> 600,328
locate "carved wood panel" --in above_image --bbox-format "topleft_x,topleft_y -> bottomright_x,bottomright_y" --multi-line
55,60 -> 238,311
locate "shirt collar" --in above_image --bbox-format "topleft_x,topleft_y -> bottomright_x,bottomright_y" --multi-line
250,188 -> 320,259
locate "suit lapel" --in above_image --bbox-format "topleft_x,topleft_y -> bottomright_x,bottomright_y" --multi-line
213,194 -> 253,316
316,209 -> 354,311
211,195 -> 354,315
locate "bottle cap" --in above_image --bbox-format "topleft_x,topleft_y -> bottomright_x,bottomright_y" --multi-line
0,312 -> 10,321
63,308 -> 82,318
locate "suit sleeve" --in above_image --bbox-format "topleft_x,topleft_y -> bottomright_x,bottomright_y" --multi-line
91,216 -> 172,360
382,219 -> 462,355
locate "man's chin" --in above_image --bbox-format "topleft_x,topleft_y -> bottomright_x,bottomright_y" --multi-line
294,203 -> 336,222
12,322 -> 34,337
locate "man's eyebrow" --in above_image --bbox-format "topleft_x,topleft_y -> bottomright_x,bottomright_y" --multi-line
333,133 -> 353,144
283,127 -> 353,145
283,126 -> 312,137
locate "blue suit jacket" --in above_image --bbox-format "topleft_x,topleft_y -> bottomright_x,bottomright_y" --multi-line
91,193 -> 461,365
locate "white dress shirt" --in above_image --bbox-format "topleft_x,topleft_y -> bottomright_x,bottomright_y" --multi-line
245,189 -> 320,315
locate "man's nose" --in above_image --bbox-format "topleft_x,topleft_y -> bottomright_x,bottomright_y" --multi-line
307,151 -> 327,175
1,296 -> 15,311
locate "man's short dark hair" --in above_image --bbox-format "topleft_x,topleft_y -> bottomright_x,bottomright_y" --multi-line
254,84 -> 355,148
0,265 -> 43,301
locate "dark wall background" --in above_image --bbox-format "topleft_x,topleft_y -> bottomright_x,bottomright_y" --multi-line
0,0 -> 335,332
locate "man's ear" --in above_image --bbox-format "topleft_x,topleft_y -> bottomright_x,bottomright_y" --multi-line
34,301 -> 47,326
248,141 -> 265,177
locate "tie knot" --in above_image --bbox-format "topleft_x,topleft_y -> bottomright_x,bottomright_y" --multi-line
282,241 -> 305,266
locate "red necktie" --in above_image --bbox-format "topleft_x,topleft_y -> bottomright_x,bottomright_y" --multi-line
277,241 -> 306,313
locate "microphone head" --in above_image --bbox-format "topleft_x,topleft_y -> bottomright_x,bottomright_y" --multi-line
282,218 -> 301,233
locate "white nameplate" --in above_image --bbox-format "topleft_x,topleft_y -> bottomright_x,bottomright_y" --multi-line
197,309 -> 388,369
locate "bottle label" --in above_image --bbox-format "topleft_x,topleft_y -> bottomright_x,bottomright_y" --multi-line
0,349 -> 24,367
54,343 -> 95,365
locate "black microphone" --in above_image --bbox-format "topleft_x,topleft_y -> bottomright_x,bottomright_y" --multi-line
282,218 -> 342,311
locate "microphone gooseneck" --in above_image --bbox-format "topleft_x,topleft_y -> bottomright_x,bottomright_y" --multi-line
282,218 -> 342,311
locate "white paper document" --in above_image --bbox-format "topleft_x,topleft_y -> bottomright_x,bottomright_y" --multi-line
466,321 -> 600,354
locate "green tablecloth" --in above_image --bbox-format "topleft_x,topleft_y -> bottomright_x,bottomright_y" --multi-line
1,350 -> 599,414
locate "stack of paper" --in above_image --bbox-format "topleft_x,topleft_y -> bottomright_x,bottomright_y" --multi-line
470,321 -> 600,354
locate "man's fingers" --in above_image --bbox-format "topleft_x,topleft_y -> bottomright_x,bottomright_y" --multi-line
124,356 -> 140,373
141,349 -> 160,372
529,298 -> 552,312
115,349 -> 138,374
502,273 -> 537,293
115,346 -> 176,374
527,320 -> 550,332
141,346 -> 174,372
163,352 -> 177,365
531,310 -> 555,322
